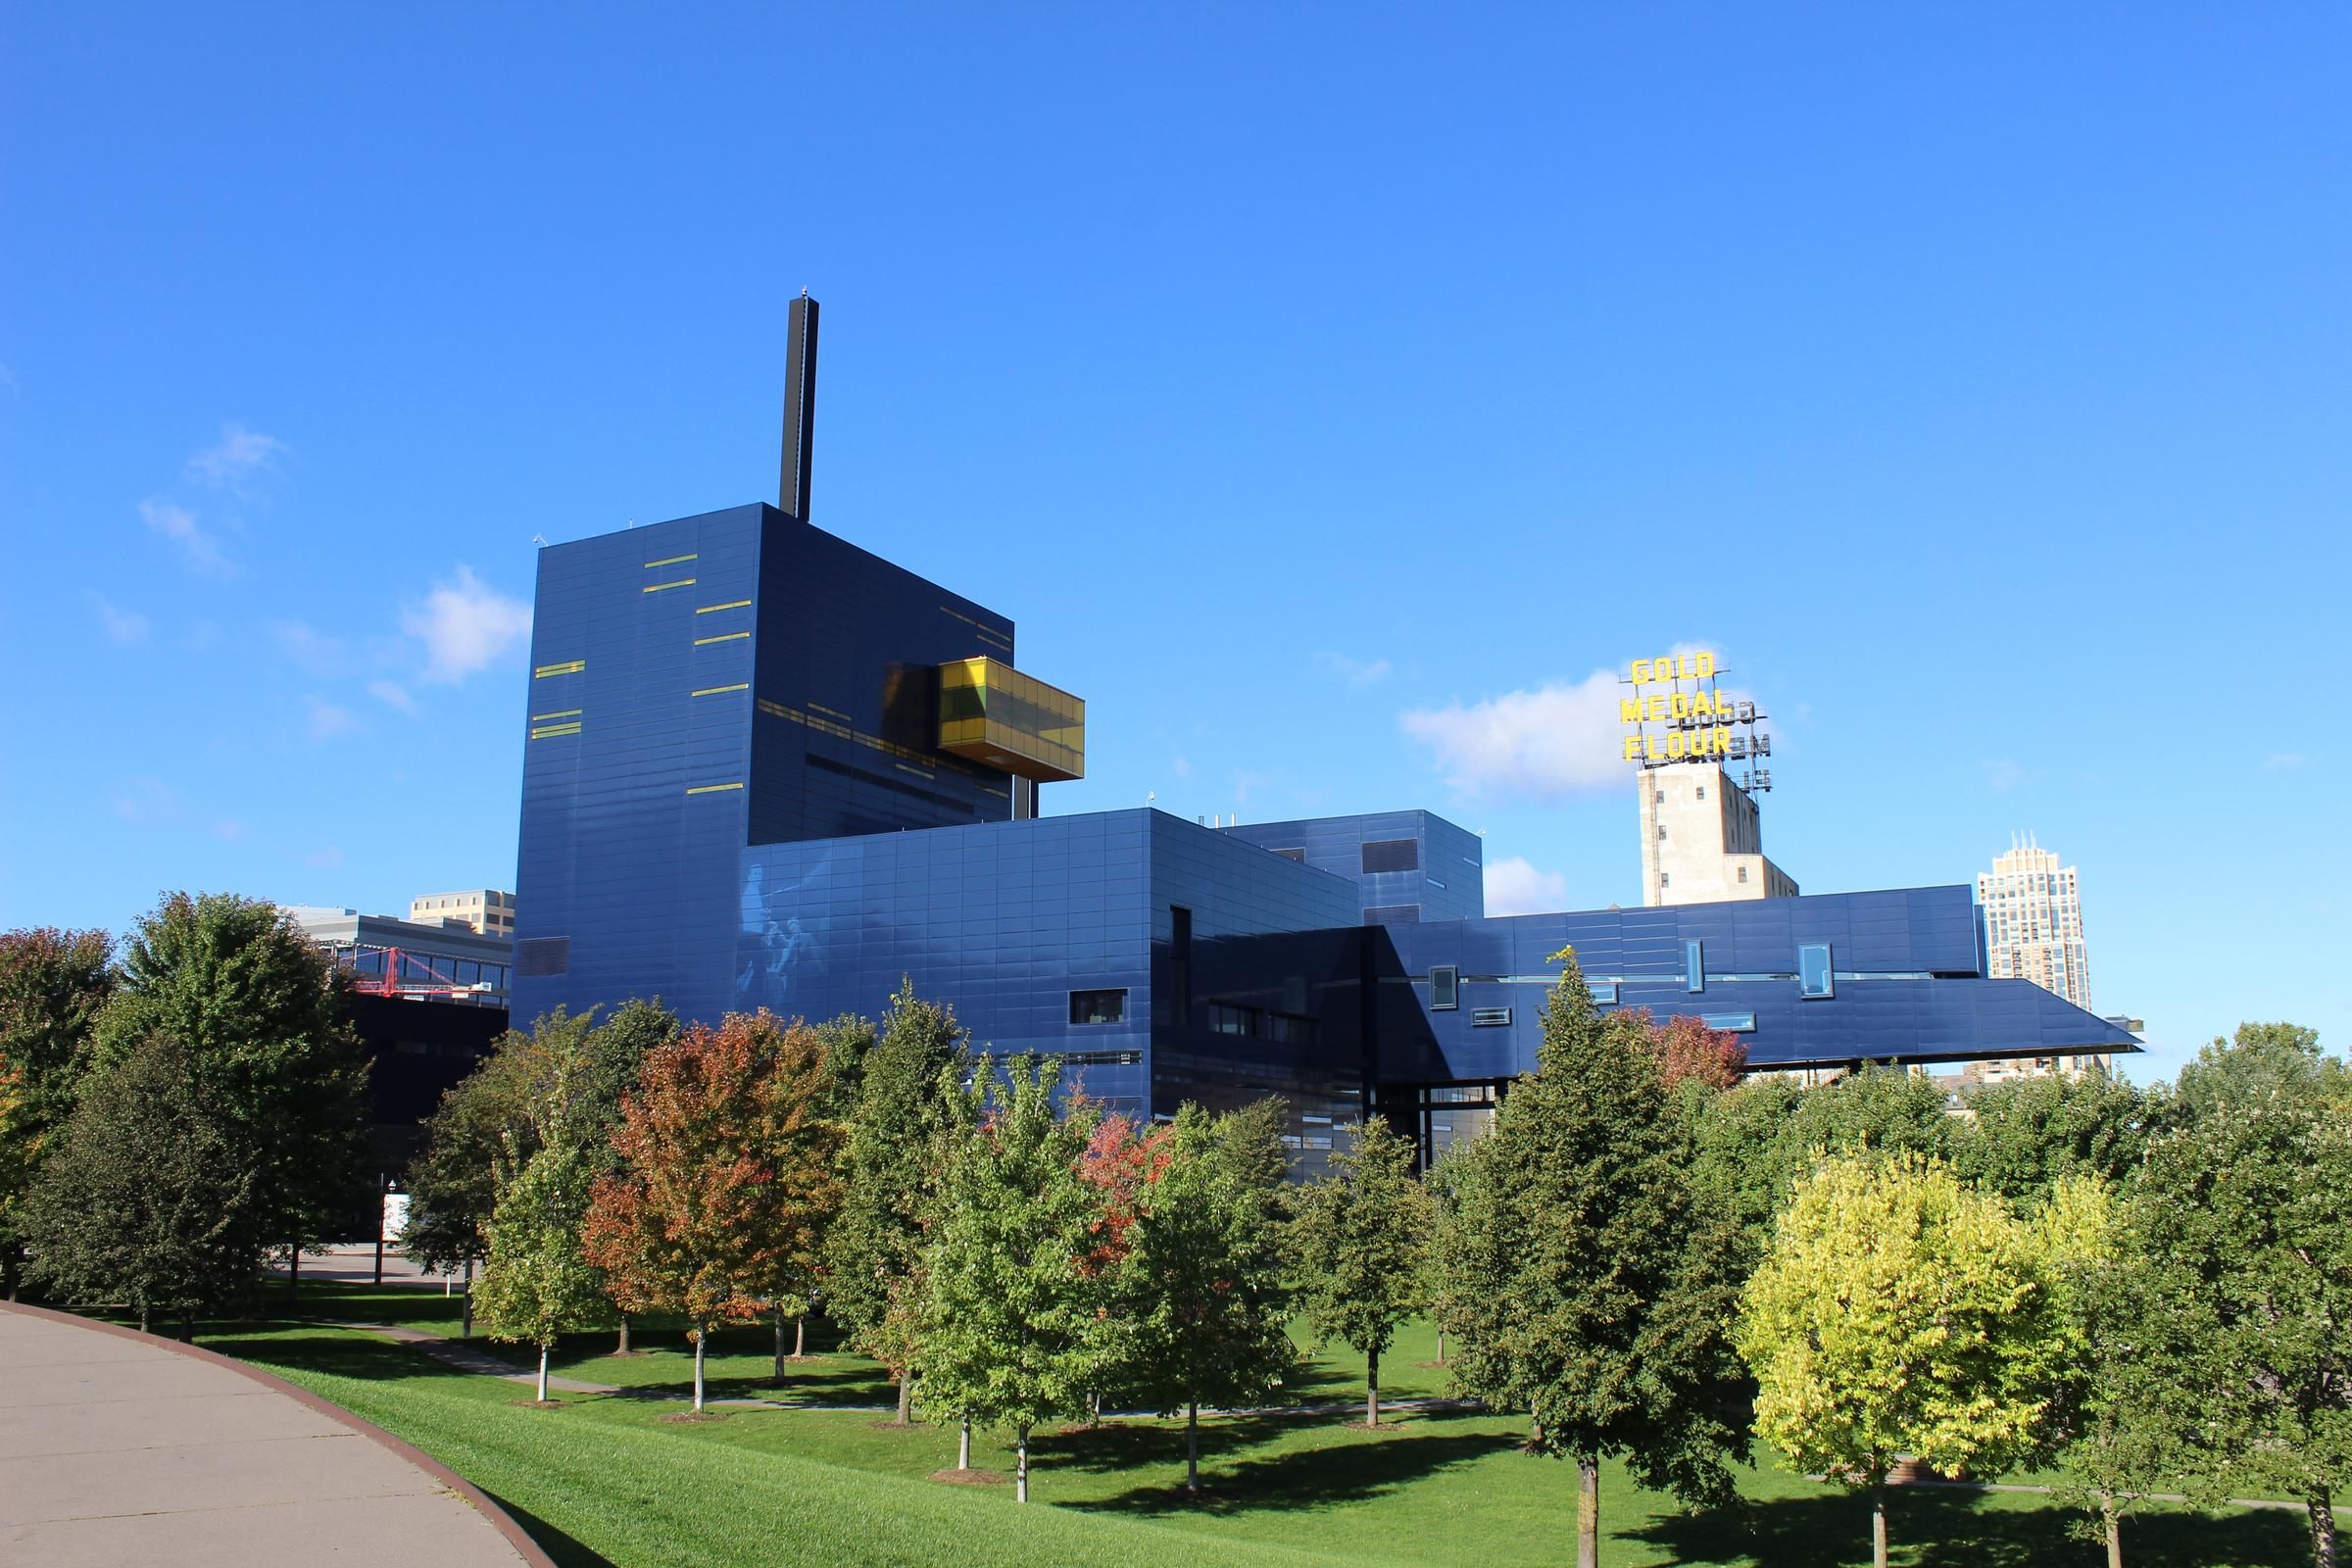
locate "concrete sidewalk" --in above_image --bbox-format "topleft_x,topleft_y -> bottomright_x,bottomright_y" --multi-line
0,1302 -> 553,1568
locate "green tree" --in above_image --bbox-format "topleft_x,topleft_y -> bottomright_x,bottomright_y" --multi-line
1209,1094 -> 1296,1224
95,894 -> 368,1301
1438,948 -> 1748,1568
0,927 -> 116,1299
1785,1060 -> 1954,1162
916,1055 -> 1100,1502
2103,1024 -> 2350,1568
1738,1152 -> 2067,1568
24,1033 -> 257,1336
474,1131 -> 609,1402
1952,1069 -> 2150,1206
1292,1115 -> 1430,1430
1119,1104 -> 1298,1491
823,982 -> 969,1423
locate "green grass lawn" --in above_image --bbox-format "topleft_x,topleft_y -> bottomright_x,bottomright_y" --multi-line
209,1287 -> 2309,1568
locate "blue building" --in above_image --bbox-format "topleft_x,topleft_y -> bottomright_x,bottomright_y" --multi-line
511,298 -> 2136,1169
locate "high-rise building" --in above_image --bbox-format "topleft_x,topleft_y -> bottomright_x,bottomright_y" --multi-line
1973,835 -> 2098,1077
408,889 -> 515,937
1638,762 -> 1798,906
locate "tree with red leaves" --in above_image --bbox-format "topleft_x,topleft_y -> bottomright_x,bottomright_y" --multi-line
582,1010 -> 843,1412
1647,1011 -> 1748,1093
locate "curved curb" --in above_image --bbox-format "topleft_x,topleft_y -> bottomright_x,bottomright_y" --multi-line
0,1300 -> 563,1568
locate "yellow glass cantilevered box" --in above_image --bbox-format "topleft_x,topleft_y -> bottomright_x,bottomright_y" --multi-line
936,658 -> 1086,783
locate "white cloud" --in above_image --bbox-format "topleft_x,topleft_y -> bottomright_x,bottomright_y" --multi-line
304,696 -> 359,744
1485,856 -> 1569,917
140,498 -> 236,577
1317,652 -> 1394,687
186,423 -> 288,495
368,678 -> 420,716
272,619 -> 347,674
90,596 -> 149,644
1399,669 -> 1630,800
401,565 -> 532,684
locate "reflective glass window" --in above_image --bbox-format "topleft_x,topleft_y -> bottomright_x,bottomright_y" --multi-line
1686,939 -> 1704,993
1798,943 -> 1834,999
1431,964 -> 1458,1010
1069,989 -> 1126,1025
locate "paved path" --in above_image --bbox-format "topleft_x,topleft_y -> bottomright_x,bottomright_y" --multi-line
0,1302 -> 553,1568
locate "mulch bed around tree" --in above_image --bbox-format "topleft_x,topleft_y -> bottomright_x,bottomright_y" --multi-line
661,1410 -> 726,1424
927,1467 -> 1005,1487
511,1398 -> 565,1409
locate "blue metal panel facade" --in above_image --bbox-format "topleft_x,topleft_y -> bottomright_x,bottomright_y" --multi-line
1225,809 -> 1485,923
1376,887 -> 2137,1082
513,509 -> 766,1028
514,505 -> 1019,1028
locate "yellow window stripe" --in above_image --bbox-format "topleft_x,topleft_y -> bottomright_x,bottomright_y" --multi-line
644,554 -> 699,568
534,660 -> 585,678
530,709 -> 581,721
530,722 -> 582,739
643,578 -> 698,593
694,631 -> 751,646
686,782 -> 744,795
691,684 -> 749,698
696,600 -> 753,614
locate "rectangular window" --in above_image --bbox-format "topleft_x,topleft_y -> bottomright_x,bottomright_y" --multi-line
1699,1012 -> 1757,1034
1592,983 -> 1618,1004
1798,943 -> 1834,999
1470,1006 -> 1513,1028
1270,847 -> 1306,862
1430,964 -> 1459,1010
1738,865 -> 1749,884
1264,1013 -> 1316,1045
1686,939 -> 1705,993
1361,838 -> 1419,873
1208,1002 -> 1260,1036
1695,785 -> 1706,801
1363,905 -> 1421,924
1069,989 -> 1127,1025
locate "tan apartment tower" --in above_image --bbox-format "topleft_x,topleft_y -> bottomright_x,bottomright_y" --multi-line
1638,762 -> 1798,906
408,889 -> 515,937
1972,835 -> 2099,1079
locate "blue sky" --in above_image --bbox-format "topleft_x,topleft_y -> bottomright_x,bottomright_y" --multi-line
3,7 -> 2345,1084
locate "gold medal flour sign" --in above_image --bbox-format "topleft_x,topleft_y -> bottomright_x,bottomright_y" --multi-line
1618,652 -> 1771,768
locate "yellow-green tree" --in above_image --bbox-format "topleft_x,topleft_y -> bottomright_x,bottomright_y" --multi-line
1737,1153 -> 2066,1568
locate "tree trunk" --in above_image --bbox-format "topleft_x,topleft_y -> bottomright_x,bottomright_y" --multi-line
773,1305 -> 787,1383
138,1302 -> 150,1335
1366,1347 -> 1380,1427
460,1259 -> 473,1337
1187,1401 -> 1200,1493
179,1312 -> 193,1345
1577,1454 -> 1599,1568
2311,1492 -> 2337,1568
1872,1483 -> 1889,1568
692,1324 -> 708,1412
957,1417 -> 971,1471
616,1315 -> 630,1355
1436,1327 -> 1446,1364
538,1344 -> 550,1403
3,1241 -> 22,1301
896,1374 -> 912,1424
2102,1492 -> 2122,1568
1016,1425 -> 1030,1503
794,1312 -> 806,1359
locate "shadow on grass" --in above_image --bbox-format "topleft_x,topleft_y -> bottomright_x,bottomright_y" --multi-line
205,1329 -> 483,1386
1058,1411 -> 1522,1517
482,1489 -> 620,1568
1630,1486 -> 2314,1568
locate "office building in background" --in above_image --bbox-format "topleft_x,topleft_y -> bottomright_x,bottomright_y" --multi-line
408,889 -> 516,937
1638,762 -> 1799,906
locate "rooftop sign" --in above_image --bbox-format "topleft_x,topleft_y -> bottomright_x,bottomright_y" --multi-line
1618,650 -> 1773,790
